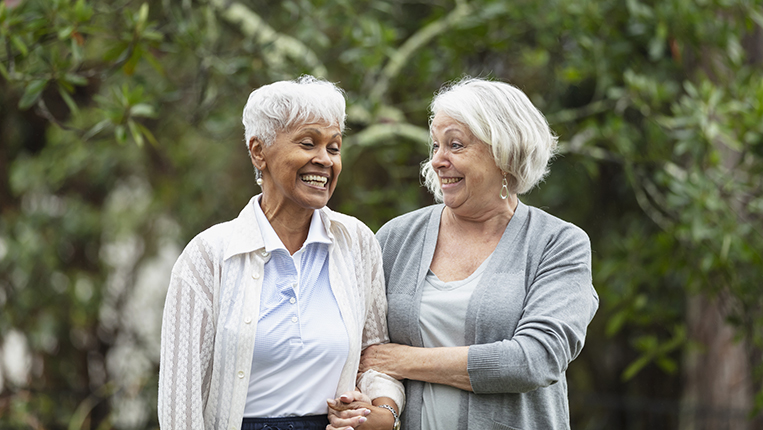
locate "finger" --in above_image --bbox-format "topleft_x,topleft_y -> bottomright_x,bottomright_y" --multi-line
327,413 -> 368,429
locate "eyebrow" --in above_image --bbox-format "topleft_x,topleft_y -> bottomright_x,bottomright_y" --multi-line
300,128 -> 342,140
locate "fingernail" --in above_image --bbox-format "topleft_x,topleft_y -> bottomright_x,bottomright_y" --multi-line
340,394 -> 350,401
359,417 -> 367,424
327,398 -> 336,406
364,409 -> 371,416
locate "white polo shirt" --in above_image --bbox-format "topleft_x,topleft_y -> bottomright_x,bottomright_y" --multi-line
243,198 -> 349,417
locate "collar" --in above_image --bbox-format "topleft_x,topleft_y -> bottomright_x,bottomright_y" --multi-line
224,194 -> 336,260
253,195 -> 331,254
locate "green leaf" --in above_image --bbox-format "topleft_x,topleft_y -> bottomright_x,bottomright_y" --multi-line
57,25 -> 74,40
130,103 -> 155,118
57,84 -> 79,115
10,34 -> 28,57
136,122 -> 158,146
114,124 -> 127,143
74,0 -> 94,21
83,119 -> 111,141
64,73 -> 88,87
128,119 -> 144,147
18,80 -> 48,110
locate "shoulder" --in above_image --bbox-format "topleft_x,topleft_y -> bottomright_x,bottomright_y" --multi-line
520,204 -> 591,258
523,204 -> 588,240
377,205 -> 439,242
322,207 -> 375,240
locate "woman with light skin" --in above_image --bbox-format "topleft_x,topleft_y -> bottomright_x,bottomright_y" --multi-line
158,76 -> 402,430
328,77 -> 598,430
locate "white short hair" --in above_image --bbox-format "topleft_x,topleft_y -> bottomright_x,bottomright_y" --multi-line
242,75 -> 346,151
422,77 -> 558,201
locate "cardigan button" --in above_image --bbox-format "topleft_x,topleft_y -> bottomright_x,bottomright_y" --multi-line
238,371 -> 245,379
251,271 -> 260,279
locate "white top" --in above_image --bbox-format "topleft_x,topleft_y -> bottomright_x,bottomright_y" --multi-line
420,258 -> 489,430
243,200 -> 348,417
158,195 -> 405,430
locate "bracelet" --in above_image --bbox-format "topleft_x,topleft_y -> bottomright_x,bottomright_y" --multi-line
377,404 -> 401,430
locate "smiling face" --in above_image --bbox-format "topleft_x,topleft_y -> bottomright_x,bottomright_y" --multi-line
250,121 -> 342,215
430,112 -> 505,214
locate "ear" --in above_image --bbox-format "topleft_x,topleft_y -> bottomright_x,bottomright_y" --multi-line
248,137 -> 266,171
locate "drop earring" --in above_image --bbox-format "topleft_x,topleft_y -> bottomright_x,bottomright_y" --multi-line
256,170 -> 263,186
500,175 -> 509,200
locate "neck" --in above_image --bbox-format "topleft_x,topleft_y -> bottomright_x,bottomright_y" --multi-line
443,194 -> 518,235
259,194 -> 313,255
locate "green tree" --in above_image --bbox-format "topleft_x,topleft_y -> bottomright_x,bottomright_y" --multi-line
1,0 -> 761,428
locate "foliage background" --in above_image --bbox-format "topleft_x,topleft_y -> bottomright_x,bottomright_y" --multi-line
0,0 -> 761,428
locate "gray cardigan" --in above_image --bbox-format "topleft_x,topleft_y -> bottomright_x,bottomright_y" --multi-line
376,202 -> 599,430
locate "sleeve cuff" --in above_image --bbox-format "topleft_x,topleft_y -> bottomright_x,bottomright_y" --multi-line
357,369 -> 406,413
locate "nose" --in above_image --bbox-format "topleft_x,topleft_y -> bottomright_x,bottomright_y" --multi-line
312,146 -> 333,167
430,145 -> 450,170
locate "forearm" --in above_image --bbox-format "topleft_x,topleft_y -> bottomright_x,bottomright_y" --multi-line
361,344 -> 472,392
400,346 -> 472,391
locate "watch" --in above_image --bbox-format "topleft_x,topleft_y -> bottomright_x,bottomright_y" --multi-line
377,404 -> 401,430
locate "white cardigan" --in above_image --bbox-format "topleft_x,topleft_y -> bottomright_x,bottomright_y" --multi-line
158,196 -> 404,430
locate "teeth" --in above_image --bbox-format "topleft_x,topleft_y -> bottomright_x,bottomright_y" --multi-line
301,174 -> 328,186
441,177 -> 461,184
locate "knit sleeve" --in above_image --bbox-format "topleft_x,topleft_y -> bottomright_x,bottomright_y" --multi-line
158,237 -> 216,429
356,223 -> 406,411
467,223 -> 599,394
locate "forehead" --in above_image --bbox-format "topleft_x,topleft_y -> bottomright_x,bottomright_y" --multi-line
285,121 -> 341,135
431,112 -> 473,139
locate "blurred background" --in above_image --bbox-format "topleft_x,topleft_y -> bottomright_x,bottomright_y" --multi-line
1,0 -> 762,428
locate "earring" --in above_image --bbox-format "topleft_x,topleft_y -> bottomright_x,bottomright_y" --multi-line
500,175 -> 509,200
256,178 -> 263,186
256,170 -> 263,186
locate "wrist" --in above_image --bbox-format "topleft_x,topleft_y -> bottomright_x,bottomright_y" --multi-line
376,404 -> 400,430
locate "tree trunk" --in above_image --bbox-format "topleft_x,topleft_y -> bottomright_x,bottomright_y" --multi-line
681,295 -> 755,430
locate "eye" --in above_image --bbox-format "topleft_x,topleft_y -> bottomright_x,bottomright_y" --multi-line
327,145 -> 340,155
431,142 -> 440,152
300,141 -> 315,148
450,141 -> 464,150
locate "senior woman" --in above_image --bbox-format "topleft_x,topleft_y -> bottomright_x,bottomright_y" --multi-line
158,76 -> 403,430
329,77 -> 599,430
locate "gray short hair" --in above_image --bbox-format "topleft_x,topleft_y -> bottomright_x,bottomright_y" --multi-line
422,77 -> 558,201
242,75 -> 346,151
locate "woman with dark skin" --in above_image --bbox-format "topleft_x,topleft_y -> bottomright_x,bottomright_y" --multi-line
158,76 -> 402,430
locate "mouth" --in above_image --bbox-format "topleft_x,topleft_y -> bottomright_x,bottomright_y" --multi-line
301,174 -> 329,188
441,177 -> 462,185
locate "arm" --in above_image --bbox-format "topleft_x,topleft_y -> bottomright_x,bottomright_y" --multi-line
327,225 -> 404,430
467,224 -> 599,394
158,240 -> 216,429
357,226 -> 405,408
327,392 -> 398,430
359,344 -> 472,391
361,224 -> 598,395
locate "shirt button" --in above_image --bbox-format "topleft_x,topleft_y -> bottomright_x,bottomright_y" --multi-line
244,317 -> 252,324
238,371 -> 245,379
291,316 -> 298,323
252,272 -> 260,279
260,250 -> 269,257
291,282 -> 297,288
289,298 -> 296,304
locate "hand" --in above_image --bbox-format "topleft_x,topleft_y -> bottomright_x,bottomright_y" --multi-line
326,391 -> 395,430
359,344 -> 408,380
327,391 -> 371,430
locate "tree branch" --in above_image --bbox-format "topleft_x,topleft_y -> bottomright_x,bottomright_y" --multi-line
208,0 -> 327,78
369,2 -> 472,101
